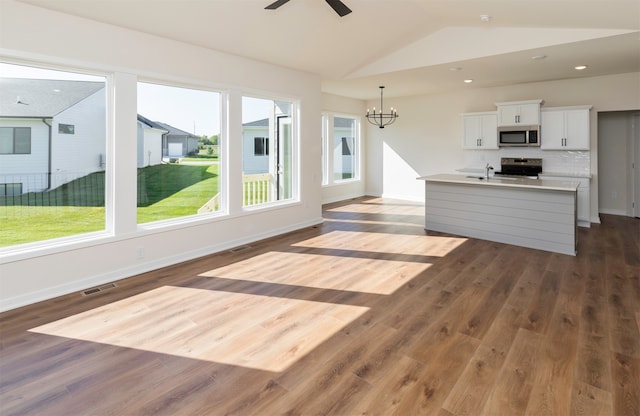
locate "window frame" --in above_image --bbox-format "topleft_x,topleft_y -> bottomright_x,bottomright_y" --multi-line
321,113 -> 361,186
135,79 -> 226,227
0,127 -> 31,154
241,94 -> 299,210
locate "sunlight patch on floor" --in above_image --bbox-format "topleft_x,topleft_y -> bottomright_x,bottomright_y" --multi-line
30,285 -> 369,373
199,250 -> 431,295
293,230 -> 468,258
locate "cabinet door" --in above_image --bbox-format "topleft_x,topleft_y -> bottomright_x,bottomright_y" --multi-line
480,114 -> 498,149
518,103 -> 540,125
565,109 -> 590,150
462,114 -> 497,149
497,106 -> 519,126
541,108 -> 590,150
463,115 -> 482,148
498,104 -> 539,125
540,111 -> 565,149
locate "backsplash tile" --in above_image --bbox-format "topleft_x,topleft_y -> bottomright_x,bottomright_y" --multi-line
463,148 -> 590,175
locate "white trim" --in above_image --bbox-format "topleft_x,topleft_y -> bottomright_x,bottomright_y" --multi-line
381,192 -> 423,202
598,208 -> 629,216
321,192 -> 366,205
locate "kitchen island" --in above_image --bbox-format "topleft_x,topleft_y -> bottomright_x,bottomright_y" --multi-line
418,174 -> 580,255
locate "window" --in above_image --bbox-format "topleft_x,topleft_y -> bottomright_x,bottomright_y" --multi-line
0,127 -> 31,154
242,96 -> 295,207
0,62 -> 106,248
321,114 -> 359,183
58,123 -> 75,134
254,137 -> 268,156
0,183 -> 22,196
137,82 -> 222,224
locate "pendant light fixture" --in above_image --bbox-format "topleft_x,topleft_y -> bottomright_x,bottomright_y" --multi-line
366,86 -> 398,128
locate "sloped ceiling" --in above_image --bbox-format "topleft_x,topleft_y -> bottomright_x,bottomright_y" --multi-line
15,0 -> 640,99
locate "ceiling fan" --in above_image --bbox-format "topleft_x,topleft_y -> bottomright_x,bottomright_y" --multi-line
265,0 -> 352,17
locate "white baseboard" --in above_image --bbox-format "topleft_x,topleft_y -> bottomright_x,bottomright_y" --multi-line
0,217 -> 324,313
598,209 -> 629,217
381,192 -> 423,203
321,192 -> 366,205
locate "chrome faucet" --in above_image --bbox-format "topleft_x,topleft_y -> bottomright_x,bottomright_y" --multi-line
485,163 -> 494,179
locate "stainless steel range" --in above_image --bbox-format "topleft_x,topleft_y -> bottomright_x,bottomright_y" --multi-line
494,157 -> 542,178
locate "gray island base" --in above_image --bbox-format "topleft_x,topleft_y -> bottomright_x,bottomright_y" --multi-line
418,174 -> 580,256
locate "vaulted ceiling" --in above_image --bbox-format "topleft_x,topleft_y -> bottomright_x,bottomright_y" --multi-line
17,0 -> 640,100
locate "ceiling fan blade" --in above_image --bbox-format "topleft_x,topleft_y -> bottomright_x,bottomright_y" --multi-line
265,0 -> 291,10
325,0 -> 352,16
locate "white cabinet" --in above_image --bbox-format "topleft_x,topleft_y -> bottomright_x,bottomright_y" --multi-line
462,112 -> 498,149
496,100 -> 542,126
541,175 -> 591,227
540,106 -> 591,150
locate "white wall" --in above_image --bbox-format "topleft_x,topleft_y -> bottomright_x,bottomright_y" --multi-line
365,73 -> 640,216
0,0 -> 322,311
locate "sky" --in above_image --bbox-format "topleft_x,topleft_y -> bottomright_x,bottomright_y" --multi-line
1,62 -> 270,137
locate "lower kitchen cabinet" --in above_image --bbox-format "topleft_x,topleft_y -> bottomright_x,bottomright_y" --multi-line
541,174 -> 591,227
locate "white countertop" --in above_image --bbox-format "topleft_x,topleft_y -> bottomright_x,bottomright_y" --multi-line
539,171 -> 592,179
418,173 -> 579,192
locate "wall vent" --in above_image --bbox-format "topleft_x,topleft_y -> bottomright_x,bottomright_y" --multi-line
229,245 -> 252,253
82,283 -> 117,296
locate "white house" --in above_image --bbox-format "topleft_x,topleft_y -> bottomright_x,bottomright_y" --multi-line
136,114 -> 166,168
242,118 -> 270,174
0,78 -> 185,195
152,121 -> 199,160
0,78 -> 106,194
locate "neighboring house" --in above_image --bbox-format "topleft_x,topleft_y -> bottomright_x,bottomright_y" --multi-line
333,117 -> 355,179
136,115 -> 166,168
0,78 -> 106,194
242,118 -> 270,174
0,79 -> 193,195
151,121 -> 199,160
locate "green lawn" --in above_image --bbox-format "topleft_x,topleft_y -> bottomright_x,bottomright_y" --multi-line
0,163 -> 219,247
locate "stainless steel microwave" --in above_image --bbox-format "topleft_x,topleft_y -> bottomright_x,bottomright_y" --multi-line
498,126 -> 540,147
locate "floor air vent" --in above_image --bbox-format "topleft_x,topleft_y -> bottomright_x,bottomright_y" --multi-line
82,283 -> 117,296
229,245 -> 252,253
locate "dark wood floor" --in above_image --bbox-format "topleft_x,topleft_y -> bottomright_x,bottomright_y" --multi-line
1,197 -> 638,415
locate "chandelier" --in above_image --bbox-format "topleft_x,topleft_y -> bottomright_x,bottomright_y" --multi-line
366,86 -> 398,128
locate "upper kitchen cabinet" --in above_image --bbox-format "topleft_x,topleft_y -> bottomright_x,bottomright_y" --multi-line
496,99 -> 542,126
462,112 -> 498,149
540,106 -> 591,150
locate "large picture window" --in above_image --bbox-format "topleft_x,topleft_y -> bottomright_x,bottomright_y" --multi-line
242,96 -> 295,207
137,82 -> 222,223
0,62 -> 107,247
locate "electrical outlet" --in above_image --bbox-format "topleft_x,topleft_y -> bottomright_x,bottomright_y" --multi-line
137,247 -> 145,259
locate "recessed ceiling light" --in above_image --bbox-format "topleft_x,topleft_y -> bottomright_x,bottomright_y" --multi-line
531,55 -> 547,60
464,79 -> 473,83
575,65 -> 588,70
